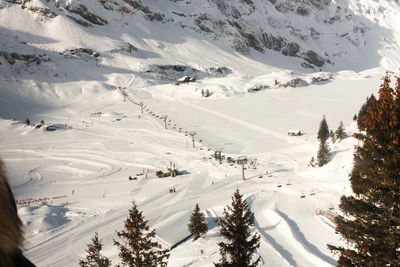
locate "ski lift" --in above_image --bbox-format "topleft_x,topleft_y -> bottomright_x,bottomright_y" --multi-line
310,189 -> 316,196
328,203 -> 335,210
258,175 -> 263,178
300,192 -> 306,198
286,180 -> 292,186
277,184 -> 282,188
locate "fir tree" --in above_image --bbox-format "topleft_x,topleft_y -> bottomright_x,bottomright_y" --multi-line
215,189 -> 260,267
26,118 -> 30,125
79,232 -> 111,267
317,140 -> 330,167
188,203 -> 208,241
328,74 -> 400,266
353,114 -> 357,121
357,94 -> 376,129
318,115 -> 329,142
329,129 -> 336,143
114,202 -> 169,267
335,121 -> 346,142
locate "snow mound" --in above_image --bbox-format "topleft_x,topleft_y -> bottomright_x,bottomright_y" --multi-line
19,204 -> 71,236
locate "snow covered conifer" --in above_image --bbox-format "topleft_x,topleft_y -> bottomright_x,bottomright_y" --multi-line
79,232 -> 111,267
114,202 -> 169,267
188,203 -> 208,241
215,189 -> 260,267
335,121 -> 346,141
317,140 -> 330,167
317,115 -> 329,142
328,74 -> 400,266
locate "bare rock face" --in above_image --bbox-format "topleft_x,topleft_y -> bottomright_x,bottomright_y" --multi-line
65,4 -> 108,26
2,0 -> 380,70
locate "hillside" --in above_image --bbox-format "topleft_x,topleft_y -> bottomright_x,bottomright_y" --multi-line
0,0 -> 399,266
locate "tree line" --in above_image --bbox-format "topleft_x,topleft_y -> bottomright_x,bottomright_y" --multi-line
79,189 -> 260,267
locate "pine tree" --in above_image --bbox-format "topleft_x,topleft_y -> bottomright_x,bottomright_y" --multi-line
215,189 -> 260,267
329,129 -> 336,143
328,74 -> 400,266
79,232 -> 111,267
188,203 -> 208,241
318,115 -> 329,142
335,121 -> 346,141
353,114 -> 357,121
317,140 -> 330,167
357,94 -> 376,129
114,202 -> 169,267
26,118 -> 30,125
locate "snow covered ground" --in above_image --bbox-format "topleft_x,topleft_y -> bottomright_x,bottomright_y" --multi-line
0,71 -> 382,266
0,0 -> 399,266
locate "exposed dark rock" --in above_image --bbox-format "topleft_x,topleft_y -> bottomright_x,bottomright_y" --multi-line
282,42 -> 300,57
208,66 -> 231,77
60,48 -> 100,60
26,6 -> 57,18
98,0 -> 115,10
67,15 -> 92,27
248,84 -> 270,92
4,0 -> 31,4
239,31 -> 264,53
66,4 -> 108,26
283,78 -> 308,88
302,50 -> 325,67
146,64 -> 202,80
146,12 -> 164,22
0,51 -> 51,65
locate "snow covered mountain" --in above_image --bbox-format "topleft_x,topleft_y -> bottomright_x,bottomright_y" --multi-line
0,0 -> 399,266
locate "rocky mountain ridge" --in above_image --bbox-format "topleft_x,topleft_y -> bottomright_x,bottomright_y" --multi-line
1,0 -> 399,71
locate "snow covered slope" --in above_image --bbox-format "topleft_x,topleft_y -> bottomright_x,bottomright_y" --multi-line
0,0 -> 399,266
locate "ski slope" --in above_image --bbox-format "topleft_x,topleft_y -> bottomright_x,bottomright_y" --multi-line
0,0 -> 399,266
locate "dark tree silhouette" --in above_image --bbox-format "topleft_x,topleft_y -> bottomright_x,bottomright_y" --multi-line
335,121 -> 346,141
188,203 -> 208,241
215,189 -> 260,267
79,232 -> 111,267
114,202 -> 169,267
317,140 -> 330,167
318,115 -> 329,142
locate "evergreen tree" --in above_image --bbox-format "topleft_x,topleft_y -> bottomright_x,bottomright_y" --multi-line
26,118 -> 30,125
357,94 -> 376,129
328,74 -> 400,266
329,129 -> 336,143
114,202 -> 169,267
335,121 -> 346,141
317,140 -> 330,167
79,232 -> 111,267
353,114 -> 357,121
215,189 -> 260,267
188,203 -> 208,241
317,115 -> 329,142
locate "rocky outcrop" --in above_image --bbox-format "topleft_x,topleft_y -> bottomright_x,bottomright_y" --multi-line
65,4 -> 108,26
0,51 -> 51,65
